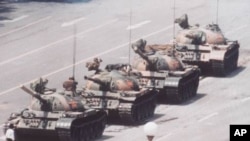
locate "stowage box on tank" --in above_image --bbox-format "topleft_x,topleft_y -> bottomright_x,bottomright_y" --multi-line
3,80 -> 107,141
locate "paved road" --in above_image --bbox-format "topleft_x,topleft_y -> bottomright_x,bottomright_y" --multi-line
0,0 -> 250,140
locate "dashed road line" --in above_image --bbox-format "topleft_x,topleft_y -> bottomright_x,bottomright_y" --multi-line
0,16 -> 51,38
0,25 -> 173,96
198,112 -> 218,122
61,16 -> 86,27
0,15 -> 29,23
0,19 -> 118,67
241,97 -> 250,102
127,20 -> 151,30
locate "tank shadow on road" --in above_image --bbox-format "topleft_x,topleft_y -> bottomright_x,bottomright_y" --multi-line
180,93 -> 207,106
0,2 -> 16,26
96,135 -> 113,141
226,66 -> 246,78
107,113 -> 164,127
157,93 -> 206,105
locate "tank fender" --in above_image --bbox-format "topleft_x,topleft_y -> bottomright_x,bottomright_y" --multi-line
210,48 -> 226,60
164,77 -> 182,87
56,118 -> 74,130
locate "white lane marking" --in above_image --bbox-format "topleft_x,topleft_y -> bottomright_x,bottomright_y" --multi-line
0,25 -> 173,96
0,19 -> 118,67
127,20 -> 151,30
225,25 -> 248,36
0,16 -> 51,38
0,15 -> 29,23
61,17 -> 86,27
241,97 -> 250,102
198,112 -> 218,122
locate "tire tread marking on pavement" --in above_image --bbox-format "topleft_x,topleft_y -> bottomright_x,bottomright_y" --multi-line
0,19 -> 118,67
198,112 -> 218,122
61,16 -> 86,27
126,20 -> 151,30
0,15 -> 29,23
0,16 -> 51,38
0,25 -> 173,97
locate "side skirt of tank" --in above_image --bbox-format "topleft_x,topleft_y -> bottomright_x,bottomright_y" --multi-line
57,111 -> 107,141
118,91 -> 157,125
211,47 -> 239,76
158,70 -> 200,104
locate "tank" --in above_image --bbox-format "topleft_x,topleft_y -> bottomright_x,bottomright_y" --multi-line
173,14 -> 240,76
3,80 -> 107,141
82,59 -> 157,124
131,39 -> 200,103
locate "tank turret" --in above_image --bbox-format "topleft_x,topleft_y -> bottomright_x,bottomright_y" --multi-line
3,80 -> 107,141
84,70 -> 140,92
131,39 -> 185,72
131,39 -> 200,103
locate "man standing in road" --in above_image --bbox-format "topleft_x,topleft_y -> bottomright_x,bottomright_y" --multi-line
5,124 -> 15,141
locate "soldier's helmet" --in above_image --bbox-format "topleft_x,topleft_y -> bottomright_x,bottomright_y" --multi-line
63,77 -> 78,91
86,58 -> 102,71
175,14 -> 189,29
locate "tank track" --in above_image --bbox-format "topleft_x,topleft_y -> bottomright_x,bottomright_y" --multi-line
118,93 -> 156,124
14,111 -> 107,141
161,70 -> 200,104
211,47 -> 239,76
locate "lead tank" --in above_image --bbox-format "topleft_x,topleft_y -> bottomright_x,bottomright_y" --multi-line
83,59 -> 156,124
131,39 -> 200,103
3,79 -> 107,141
173,14 -> 240,76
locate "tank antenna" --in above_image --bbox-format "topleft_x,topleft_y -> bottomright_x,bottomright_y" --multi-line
73,23 -> 77,79
216,0 -> 219,25
128,0 -> 132,66
172,0 -> 176,56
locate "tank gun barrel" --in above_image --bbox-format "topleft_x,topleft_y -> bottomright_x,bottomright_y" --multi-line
20,85 -> 47,103
84,76 -> 106,86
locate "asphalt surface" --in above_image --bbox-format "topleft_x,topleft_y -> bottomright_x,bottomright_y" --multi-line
0,0 -> 250,140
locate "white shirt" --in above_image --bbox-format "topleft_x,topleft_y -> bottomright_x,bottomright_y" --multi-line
5,128 -> 15,140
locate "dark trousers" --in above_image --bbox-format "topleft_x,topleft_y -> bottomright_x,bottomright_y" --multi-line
6,138 -> 13,141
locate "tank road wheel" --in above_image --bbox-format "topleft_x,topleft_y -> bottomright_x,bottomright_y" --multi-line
87,124 -> 95,140
71,126 -> 81,141
141,104 -> 147,120
84,128 -> 91,141
92,122 -> 99,138
80,127 -> 89,141
231,49 -> 239,70
100,114 -> 107,134
145,102 -> 151,118
176,83 -> 184,103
